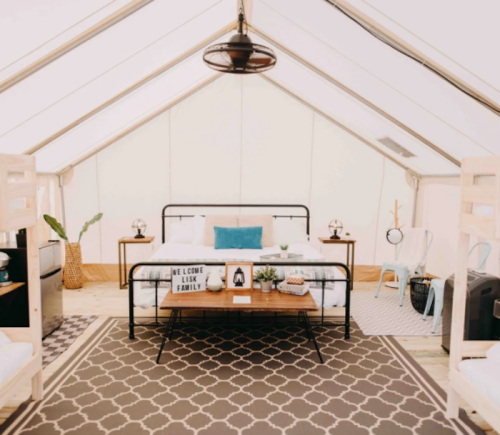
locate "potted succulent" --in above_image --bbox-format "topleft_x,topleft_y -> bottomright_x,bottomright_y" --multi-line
345,232 -> 351,240
280,244 -> 289,259
16,229 -> 27,248
255,265 -> 278,293
43,213 -> 103,289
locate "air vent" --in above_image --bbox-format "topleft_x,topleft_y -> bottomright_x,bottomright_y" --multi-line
378,136 -> 416,158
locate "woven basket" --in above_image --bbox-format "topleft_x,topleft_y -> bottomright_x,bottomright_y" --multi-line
64,243 -> 84,289
410,277 -> 433,315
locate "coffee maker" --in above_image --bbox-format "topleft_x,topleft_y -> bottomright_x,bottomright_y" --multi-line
0,252 -> 12,287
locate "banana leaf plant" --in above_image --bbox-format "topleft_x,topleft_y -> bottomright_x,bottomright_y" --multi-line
43,213 -> 103,243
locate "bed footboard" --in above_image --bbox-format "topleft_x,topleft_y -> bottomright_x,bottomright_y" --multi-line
128,261 -> 350,340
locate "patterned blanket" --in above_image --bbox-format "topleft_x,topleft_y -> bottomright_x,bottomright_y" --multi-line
139,259 -> 342,290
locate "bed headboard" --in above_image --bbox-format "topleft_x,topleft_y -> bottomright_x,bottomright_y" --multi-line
162,204 -> 310,243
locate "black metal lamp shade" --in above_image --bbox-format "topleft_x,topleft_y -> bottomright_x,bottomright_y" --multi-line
203,12 -> 276,74
132,219 -> 147,239
329,219 -> 343,240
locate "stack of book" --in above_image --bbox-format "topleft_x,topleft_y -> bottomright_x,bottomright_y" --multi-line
277,280 -> 309,296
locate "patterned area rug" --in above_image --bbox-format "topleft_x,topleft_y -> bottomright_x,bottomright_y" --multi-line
351,291 -> 449,336
1,318 -> 480,435
42,315 -> 97,367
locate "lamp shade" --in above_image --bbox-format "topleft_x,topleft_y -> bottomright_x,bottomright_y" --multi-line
329,220 -> 343,234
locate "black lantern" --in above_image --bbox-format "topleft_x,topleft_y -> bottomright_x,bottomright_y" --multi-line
233,267 -> 245,287
203,2 -> 276,74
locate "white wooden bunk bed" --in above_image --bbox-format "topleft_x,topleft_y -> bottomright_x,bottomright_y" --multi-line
0,154 -> 43,409
447,155 -> 500,431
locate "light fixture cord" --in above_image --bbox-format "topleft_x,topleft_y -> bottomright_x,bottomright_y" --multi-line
239,0 -> 248,35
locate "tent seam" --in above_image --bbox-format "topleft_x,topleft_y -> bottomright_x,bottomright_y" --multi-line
0,0 -> 119,74
95,154 -> 103,264
308,111 -> 315,210
3,0 -> 228,140
373,156 -> 386,264
254,1 -> 493,156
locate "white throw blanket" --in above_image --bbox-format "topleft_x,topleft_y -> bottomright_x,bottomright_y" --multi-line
387,228 -> 427,276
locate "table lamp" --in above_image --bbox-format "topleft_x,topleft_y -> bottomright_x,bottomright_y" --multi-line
329,220 -> 343,240
132,219 -> 147,239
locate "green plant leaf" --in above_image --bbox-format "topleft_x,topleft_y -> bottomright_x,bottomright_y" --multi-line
43,215 -> 68,242
78,213 -> 103,243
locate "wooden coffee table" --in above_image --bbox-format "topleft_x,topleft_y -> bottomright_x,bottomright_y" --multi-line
157,289 -> 324,363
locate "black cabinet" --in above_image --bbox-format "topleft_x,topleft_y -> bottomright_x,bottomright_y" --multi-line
0,242 -> 29,327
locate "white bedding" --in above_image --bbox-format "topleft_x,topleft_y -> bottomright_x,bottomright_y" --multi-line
133,242 -> 346,310
459,358 -> 500,407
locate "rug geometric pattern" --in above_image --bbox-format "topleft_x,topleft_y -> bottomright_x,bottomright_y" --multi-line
351,291 -> 449,336
2,318 -> 480,435
42,315 -> 98,367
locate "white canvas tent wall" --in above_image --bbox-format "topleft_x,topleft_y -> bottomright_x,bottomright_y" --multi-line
60,74 -> 415,267
0,0 -> 499,277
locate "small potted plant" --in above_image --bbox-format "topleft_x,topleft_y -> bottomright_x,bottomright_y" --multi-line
345,232 -> 351,240
44,213 -> 103,289
16,229 -> 27,248
255,265 -> 278,293
280,244 -> 289,259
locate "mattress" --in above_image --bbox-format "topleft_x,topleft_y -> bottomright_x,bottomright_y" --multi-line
0,342 -> 33,386
133,242 -> 347,310
459,358 -> 500,408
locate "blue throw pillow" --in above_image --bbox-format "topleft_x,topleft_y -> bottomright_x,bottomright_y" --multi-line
214,226 -> 263,249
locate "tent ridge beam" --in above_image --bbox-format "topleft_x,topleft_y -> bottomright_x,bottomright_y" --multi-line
0,0 -> 155,94
326,0 -> 500,114
24,22 -> 237,156
251,25 -> 461,168
56,73 -> 222,175
261,74 -> 417,174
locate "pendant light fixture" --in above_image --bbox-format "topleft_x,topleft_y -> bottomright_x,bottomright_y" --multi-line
203,1 -> 276,74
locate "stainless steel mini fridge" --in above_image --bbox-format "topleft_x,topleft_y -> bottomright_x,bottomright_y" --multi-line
40,241 -> 63,337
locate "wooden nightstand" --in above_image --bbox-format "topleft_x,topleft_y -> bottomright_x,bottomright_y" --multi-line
318,237 -> 356,290
118,236 -> 155,289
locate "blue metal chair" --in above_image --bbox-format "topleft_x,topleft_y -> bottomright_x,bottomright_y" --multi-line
375,229 -> 433,306
423,242 -> 492,333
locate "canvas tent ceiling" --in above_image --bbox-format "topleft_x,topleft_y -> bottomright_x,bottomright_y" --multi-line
0,0 -> 498,176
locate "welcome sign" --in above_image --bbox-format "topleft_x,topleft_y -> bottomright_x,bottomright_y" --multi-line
171,265 -> 207,293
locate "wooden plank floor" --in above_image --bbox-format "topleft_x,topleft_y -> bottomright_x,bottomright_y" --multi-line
0,281 -> 496,434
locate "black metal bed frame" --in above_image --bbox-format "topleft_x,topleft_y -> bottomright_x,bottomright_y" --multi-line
161,203 -> 311,243
128,204 -> 351,358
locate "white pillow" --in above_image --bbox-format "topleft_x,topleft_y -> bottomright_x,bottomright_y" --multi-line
169,221 -> 193,244
0,330 -> 11,347
238,215 -> 274,247
191,215 -> 205,245
486,343 -> 500,364
273,219 -> 309,245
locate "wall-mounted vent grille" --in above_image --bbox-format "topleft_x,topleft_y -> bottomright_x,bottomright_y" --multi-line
378,136 -> 416,158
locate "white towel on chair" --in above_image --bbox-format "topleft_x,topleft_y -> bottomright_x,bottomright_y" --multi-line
392,228 -> 427,275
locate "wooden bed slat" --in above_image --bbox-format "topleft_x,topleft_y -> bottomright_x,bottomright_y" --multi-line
461,340 -> 498,357
462,156 -> 500,175
461,184 -> 496,205
460,213 -> 496,240
0,154 -> 37,232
